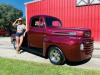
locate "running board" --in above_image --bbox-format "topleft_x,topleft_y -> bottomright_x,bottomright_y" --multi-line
21,46 -> 43,56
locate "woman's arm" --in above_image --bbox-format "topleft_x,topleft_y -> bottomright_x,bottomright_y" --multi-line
12,19 -> 18,26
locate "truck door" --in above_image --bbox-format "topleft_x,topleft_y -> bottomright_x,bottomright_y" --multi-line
28,17 -> 45,48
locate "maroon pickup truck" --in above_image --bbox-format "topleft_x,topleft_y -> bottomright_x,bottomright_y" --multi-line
12,15 -> 93,65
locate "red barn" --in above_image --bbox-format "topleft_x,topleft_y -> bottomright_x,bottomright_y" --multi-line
25,0 -> 100,41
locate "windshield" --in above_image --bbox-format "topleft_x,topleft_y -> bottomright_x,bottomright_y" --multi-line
45,17 -> 62,27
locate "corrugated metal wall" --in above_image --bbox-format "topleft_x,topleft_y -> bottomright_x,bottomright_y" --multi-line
26,0 -> 100,41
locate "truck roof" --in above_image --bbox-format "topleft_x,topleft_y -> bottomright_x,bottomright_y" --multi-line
30,15 -> 62,23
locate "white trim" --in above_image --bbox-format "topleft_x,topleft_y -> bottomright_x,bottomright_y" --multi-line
24,0 -> 42,5
25,5 -> 28,31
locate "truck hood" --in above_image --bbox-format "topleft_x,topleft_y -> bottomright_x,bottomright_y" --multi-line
47,27 -> 90,33
46,27 -> 91,37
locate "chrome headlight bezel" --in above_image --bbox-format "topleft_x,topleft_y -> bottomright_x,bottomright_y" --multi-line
84,31 -> 91,37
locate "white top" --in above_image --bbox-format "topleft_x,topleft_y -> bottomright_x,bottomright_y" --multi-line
17,24 -> 25,33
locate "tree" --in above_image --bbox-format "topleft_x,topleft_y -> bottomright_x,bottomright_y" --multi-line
0,4 -> 23,34
22,17 -> 26,25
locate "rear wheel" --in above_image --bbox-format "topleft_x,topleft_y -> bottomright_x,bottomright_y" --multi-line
12,40 -> 16,49
48,46 -> 65,65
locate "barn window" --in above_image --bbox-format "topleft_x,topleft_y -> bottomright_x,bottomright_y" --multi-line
77,0 -> 100,6
77,0 -> 89,6
90,0 -> 100,4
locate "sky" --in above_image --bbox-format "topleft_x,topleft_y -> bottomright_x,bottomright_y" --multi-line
0,0 -> 32,16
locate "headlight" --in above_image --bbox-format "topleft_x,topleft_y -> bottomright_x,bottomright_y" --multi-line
80,44 -> 84,51
84,32 -> 91,37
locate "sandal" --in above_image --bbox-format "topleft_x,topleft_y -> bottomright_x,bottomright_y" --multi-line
16,47 -> 20,54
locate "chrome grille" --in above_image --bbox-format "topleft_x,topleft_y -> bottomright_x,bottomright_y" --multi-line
83,39 -> 93,54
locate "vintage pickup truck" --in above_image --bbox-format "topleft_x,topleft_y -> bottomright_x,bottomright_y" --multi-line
12,15 -> 93,65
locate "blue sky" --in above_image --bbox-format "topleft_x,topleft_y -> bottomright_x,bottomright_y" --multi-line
0,0 -> 32,16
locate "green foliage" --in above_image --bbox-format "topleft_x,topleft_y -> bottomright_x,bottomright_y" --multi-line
0,58 -> 100,75
22,17 -> 26,25
0,3 -> 23,32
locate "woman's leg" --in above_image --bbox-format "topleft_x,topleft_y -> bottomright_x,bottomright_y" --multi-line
19,35 -> 24,48
16,36 -> 20,53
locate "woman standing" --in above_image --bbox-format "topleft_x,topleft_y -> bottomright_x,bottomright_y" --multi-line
13,18 -> 26,54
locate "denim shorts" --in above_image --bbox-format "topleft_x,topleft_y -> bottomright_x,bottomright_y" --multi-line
16,32 -> 24,37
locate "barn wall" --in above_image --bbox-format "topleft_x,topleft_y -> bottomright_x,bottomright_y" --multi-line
26,0 -> 100,41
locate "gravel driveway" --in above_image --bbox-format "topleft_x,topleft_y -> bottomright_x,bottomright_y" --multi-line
0,37 -> 50,63
0,37 -> 100,70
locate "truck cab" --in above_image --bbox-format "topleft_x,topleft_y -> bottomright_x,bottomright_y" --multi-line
20,15 -> 93,65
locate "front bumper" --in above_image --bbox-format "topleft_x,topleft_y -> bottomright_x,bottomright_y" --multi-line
62,37 -> 93,62
80,38 -> 93,61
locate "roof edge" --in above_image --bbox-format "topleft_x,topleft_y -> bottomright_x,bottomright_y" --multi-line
24,0 -> 42,5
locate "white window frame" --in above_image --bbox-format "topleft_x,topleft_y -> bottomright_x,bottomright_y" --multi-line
76,0 -> 100,6
77,0 -> 89,6
90,0 -> 100,4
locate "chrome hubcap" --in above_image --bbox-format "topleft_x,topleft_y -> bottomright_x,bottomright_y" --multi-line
50,49 -> 61,63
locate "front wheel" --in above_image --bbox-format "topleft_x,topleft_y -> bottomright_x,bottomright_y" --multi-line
48,46 -> 65,65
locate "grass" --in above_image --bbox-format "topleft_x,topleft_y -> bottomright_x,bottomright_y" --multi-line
0,58 -> 100,75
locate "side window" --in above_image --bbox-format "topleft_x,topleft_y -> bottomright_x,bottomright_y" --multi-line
39,17 -> 45,27
30,17 -> 44,27
30,17 -> 39,27
45,17 -> 62,27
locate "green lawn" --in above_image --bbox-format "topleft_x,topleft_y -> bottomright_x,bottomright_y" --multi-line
0,58 -> 100,75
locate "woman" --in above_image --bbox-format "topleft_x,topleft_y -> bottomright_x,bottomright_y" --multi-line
13,18 -> 26,54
